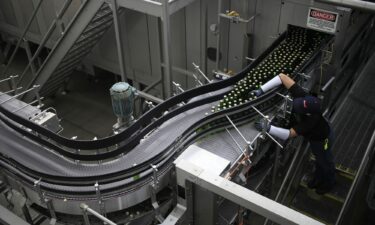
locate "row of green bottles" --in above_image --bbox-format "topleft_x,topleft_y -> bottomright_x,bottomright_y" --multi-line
213,26 -> 328,113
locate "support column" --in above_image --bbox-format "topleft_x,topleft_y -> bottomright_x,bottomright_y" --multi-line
110,0 -> 127,82
215,0 -> 223,71
161,0 -> 172,99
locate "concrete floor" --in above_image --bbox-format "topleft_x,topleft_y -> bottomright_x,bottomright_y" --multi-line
43,73 -> 117,140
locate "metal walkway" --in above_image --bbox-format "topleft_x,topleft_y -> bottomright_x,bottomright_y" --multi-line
288,53 -> 375,225
331,52 -> 375,173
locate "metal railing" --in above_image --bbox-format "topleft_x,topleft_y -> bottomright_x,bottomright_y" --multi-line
80,203 -> 117,225
1,0 -> 79,91
1,0 -> 45,79
335,130 -> 375,225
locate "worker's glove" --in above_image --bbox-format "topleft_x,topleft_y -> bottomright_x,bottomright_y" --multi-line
249,89 -> 264,98
254,118 -> 270,132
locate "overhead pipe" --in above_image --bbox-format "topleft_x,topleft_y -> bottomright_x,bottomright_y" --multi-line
315,0 -> 375,12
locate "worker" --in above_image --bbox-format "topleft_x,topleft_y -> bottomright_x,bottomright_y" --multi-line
252,73 -> 335,194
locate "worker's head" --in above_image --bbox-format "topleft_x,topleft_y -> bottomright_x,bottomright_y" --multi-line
292,96 -> 321,115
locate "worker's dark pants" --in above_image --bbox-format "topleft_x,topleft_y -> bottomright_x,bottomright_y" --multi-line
309,133 -> 336,186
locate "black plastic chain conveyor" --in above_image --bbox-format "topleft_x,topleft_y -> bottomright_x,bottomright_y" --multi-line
0,26 -> 333,191
0,33 -> 288,152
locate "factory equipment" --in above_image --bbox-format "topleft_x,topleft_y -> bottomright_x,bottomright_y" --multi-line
110,82 -> 136,130
0,24 -> 338,224
0,0 -> 374,224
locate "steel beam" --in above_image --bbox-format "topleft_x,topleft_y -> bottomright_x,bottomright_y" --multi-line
1,0 -> 45,77
110,0 -> 127,82
159,204 -> 186,225
0,204 -> 30,225
80,203 -> 117,225
117,0 -> 162,17
215,0 -> 223,71
0,23 -> 55,48
22,0 -> 104,101
161,0 -> 173,98
315,0 -> 375,12
137,90 -> 163,103
176,160 -> 325,225
169,0 -> 199,15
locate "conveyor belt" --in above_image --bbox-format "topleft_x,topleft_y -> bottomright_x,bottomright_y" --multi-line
0,26 -> 332,197
331,52 -> 375,171
196,121 -> 259,163
0,98 -> 218,177
0,30 -> 291,155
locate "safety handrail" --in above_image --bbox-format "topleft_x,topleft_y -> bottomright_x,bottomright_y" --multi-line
1,0 -> 45,81
335,130 -> 375,225
17,0 -> 75,87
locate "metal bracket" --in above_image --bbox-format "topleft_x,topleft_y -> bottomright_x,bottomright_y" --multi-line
0,85 -> 40,105
46,199 -> 57,223
9,75 -> 18,94
251,106 -> 284,149
296,73 -> 311,91
80,203 -> 117,225
172,82 -> 185,96
145,100 -> 155,110
172,82 -> 185,106
276,92 -> 293,119
34,179 -> 45,204
245,57 -> 255,62
213,70 -> 232,80
94,182 -> 106,217
71,136 -> 80,163
225,115 -> 252,165
193,74 -> 204,87
34,179 -> 57,221
33,85 -> 44,108
192,62 -> 211,84
321,48 -> 333,65
219,11 -> 256,24
149,164 -> 164,223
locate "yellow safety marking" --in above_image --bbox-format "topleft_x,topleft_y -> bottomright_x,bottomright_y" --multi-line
324,138 -> 329,150
300,181 -> 345,204
335,165 -> 356,179
290,206 -> 332,225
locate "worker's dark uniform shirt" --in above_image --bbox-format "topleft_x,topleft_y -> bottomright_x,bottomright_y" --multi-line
289,83 -> 335,187
289,83 -> 330,141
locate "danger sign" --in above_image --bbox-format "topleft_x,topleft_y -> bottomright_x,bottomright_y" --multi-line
307,8 -> 338,33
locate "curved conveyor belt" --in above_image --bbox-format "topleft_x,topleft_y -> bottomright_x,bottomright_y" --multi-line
0,28 -> 331,201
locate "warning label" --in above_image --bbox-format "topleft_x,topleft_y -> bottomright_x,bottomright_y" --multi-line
307,8 -> 338,33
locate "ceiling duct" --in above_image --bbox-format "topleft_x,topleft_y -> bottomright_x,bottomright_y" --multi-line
315,0 -> 375,12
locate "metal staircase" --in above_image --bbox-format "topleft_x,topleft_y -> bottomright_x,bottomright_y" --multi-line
17,0 -> 118,101
289,165 -> 354,225
287,51 -> 375,225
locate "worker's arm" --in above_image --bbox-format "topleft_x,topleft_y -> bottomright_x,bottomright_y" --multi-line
268,126 -> 298,140
252,73 -> 295,96
289,128 -> 298,138
278,73 -> 295,89
254,119 -> 297,140
268,116 -> 319,140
